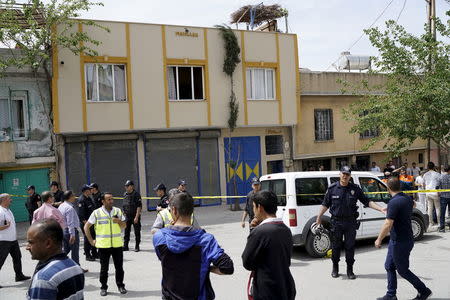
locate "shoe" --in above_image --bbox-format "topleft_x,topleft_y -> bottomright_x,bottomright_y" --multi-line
86,256 -> 95,262
15,275 -> 31,282
119,286 -> 127,294
82,268 -> 88,273
123,246 -> 129,251
331,264 -> 339,278
100,289 -> 107,296
438,228 -> 445,233
134,246 -> 140,252
411,288 -> 432,300
347,265 -> 356,280
376,295 -> 397,300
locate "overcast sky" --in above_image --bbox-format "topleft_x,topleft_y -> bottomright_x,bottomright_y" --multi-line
56,0 -> 449,70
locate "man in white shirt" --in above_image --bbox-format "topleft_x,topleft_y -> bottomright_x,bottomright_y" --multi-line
423,162 -> 441,227
370,162 -> 381,173
0,193 -> 30,288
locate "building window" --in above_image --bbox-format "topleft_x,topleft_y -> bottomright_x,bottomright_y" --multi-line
314,109 -> 333,141
418,153 -> 424,164
265,135 -> 283,155
246,68 -> 275,100
359,111 -> 380,138
167,66 -> 204,100
85,63 -> 127,102
0,92 -> 28,141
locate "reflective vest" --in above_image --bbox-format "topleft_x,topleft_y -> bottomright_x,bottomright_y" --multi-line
159,208 -> 194,227
94,207 -> 124,248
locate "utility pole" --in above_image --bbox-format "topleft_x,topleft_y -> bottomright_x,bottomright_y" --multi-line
426,0 -> 436,165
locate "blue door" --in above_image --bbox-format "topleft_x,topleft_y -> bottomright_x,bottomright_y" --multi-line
224,136 -> 261,204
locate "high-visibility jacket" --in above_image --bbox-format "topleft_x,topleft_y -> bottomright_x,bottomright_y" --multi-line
93,207 -> 124,248
159,208 -> 193,227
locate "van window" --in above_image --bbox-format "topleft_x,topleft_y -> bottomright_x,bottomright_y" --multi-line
359,177 -> 389,202
260,179 -> 286,206
330,177 -> 354,184
295,178 -> 328,206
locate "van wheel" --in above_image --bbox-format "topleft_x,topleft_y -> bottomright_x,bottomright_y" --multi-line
412,215 -> 425,241
305,229 -> 331,258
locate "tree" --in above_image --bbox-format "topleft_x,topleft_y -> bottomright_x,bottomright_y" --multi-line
0,0 -> 108,179
343,11 -> 450,164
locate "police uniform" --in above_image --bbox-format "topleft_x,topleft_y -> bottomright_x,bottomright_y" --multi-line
322,167 -> 370,278
25,187 -> 41,225
154,183 -> 169,209
123,180 -> 142,251
78,185 -> 98,260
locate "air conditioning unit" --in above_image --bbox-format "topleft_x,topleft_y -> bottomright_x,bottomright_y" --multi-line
0,142 -> 15,163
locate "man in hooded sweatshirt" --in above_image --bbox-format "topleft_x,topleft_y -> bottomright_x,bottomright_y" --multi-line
153,192 -> 234,300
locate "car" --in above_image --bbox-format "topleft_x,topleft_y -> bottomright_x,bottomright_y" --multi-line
260,171 -> 429,258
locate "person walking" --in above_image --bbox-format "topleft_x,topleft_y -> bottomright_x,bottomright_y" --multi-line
58,190 -> 87,272
154,183 -> 169,212
242,190 -> 296,300
50,181 -> 64,207
153,192 -> 234,300
437,166 -> 450,232
25,186 -> 41,225
32,191 -> 66,229
90,183 -> 102,209
241,177 -> 261,230
375,177 -> 432,300
316,166 -> 386,279
0,193 -> 30,288
84,192 -> 127,296
123,180 -> 142,252
26,219 -> 84,300
78,184 -> 98,261
423,162 -> 441,228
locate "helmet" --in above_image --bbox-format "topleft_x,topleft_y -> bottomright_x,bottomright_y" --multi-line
310,222 -> 324,236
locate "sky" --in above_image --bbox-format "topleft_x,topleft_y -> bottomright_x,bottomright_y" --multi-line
49,0 -> 450,70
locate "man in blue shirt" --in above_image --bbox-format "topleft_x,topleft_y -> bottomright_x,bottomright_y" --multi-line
375,177 -> 432,300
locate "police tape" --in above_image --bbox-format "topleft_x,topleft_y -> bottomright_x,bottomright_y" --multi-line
7,188 -> 450,200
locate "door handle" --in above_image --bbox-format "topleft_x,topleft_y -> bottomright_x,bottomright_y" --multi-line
282,208 -> 286,211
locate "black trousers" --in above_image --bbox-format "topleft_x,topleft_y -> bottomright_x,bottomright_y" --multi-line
124,215 -> 141,247
98,247 -> 125,290
330,218 -> 357,266
0,240 -> 24,277
82,225 -> 98,258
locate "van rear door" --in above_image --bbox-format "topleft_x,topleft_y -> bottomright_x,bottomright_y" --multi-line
260,179 -> 287,220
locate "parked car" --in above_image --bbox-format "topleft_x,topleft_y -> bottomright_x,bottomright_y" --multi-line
260,171 -> 429,258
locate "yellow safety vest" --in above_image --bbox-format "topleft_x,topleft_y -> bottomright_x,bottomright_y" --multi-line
159,208 -> 194,227
94,207 -> 124,248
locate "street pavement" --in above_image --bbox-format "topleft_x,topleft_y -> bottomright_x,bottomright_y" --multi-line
1,205 -> 449,300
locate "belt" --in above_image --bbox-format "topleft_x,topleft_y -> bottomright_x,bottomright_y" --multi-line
331,216 -> 356,221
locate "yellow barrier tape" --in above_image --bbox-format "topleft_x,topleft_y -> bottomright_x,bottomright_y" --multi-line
8,189 -> 450,200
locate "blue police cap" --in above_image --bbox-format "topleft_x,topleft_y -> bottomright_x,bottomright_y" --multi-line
153,183 -> 166,191
81,184 -> 91,192
251,177 -> 260,185
26,185 -> 35,190
340,166 -> 352,174
178,180 -> 186,186
124,180 -> 134,186
90,183 -> 99,189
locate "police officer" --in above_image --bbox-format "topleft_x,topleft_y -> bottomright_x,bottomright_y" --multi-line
168,180 -> 188,199
316,166 -> 386,279
123,180 -> 142,252
154,183 -> 169,212
78,184 -> 98,261
25,186 -> 41,225
90,183 -> 102,209
50,181 -> 64,207
241,177 -> 261,230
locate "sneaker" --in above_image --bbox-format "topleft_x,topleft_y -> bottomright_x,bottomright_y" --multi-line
119,286 -> 127,294
100,289 -> 107,296
86,256 -> 95,262
134,246 -> 140,252
15,275 -> 31,282
438,228 -> 445,233
376,295 -> 397,300
412,288 -> 432,300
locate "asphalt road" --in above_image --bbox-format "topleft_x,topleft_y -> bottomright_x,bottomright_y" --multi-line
1,205 -> 449,300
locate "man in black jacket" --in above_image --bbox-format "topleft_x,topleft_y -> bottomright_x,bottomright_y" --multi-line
90,183 -> 102,209
50,181 -> 64,207
25,186 -> 41,225
242,190 -> 296,300
154,183 -> 169,212
78,184 -> 97,261
123,180 -> 142,252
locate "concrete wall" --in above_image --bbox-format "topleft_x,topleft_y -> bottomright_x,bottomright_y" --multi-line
56,21 -> 299,133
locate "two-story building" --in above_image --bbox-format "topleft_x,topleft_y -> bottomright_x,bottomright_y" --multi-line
295,70 -> 428,171
54,20 -> 300,208
0,49 -> 55,221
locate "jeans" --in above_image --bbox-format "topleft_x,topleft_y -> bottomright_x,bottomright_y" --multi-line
0,240 -> 24,278
330,218 -> 357,266
439,197 -> 450,230
384,240 -> 427,297
98,247 -> 125,290
63,229 -> 80,264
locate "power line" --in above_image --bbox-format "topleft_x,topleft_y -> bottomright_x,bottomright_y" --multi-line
396,0 -> 407,22
325,0 -> 396,71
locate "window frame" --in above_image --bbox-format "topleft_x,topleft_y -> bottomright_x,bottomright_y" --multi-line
260,179 -> 287,206
85,63 -> 128,103
358,177 -> 389,203
246,67 -> 276,101
265,135 -> 284,155
295,177 -> 328,206
167,65 -> 205,101
314,109 -> 334,141
0,91 -> 29,141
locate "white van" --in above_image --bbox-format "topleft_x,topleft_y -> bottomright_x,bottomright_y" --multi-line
259,171 -> 429,258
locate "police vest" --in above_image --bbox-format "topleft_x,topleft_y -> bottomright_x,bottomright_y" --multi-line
94,207 -> 124,248
159,208 -> 193,227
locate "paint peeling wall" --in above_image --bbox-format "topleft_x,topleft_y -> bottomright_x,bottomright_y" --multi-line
0,51 -> 53,159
